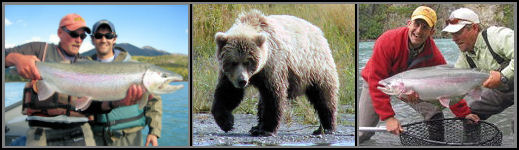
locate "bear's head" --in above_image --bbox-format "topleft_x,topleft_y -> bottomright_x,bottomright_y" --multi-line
215,32 -> 269,88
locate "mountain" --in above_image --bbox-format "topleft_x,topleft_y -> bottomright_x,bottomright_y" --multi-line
81,43 -> 171,57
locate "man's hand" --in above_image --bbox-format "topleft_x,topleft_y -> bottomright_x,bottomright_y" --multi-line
398,90 -> 419,104
385,117 -> 404,135
145,134 -> 159,146
483,70 -> 502,89
115,84 -> 145,107
7,53 -> 41,80
465,114 -> 480,123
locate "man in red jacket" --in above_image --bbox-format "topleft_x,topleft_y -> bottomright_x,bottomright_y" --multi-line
358,6 -> 478,143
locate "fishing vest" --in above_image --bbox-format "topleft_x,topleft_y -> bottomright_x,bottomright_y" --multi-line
91,104 -> 146,133
465,29 -> 510,71
90,47 -> 146,133
22,43 -> 90,119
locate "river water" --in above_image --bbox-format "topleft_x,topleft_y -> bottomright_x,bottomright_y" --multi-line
358,39 -> 516,146
3,81 -> 189,146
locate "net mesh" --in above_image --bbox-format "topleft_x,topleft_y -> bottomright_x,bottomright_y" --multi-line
399,118 -> 502,146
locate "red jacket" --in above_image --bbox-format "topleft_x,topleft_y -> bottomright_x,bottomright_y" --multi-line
361,27 -> 471,121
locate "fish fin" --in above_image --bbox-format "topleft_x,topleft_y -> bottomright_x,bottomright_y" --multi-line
138,92 -> 150,110
468,87 -> 483,100
74,97 -> 93,111
438,97 -> 451,108
36,81 -> 56,101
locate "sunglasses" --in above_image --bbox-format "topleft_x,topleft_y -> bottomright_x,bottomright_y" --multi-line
61,26 -> 87,40
93,33 -> 116,39
445,18 -> 472,26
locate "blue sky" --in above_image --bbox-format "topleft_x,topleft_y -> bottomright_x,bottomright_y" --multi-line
4,5 -> 188,55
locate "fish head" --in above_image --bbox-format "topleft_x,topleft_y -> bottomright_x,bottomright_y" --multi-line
143,66 -> 184,95
377,79 -> 405,96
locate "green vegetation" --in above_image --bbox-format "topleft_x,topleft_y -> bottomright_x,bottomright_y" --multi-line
133,55 -> 189,81
193,4 -> 356,125
359,4 -> 515,41
500,5 -> 514,29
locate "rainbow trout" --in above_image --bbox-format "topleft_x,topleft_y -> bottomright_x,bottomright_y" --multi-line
377,65 -> 489,108
35,61 -> 184,110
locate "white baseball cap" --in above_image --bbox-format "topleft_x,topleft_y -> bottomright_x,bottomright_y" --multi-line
442,8 -> 480,33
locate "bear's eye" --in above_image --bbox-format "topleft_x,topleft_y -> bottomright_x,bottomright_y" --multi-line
232,62 -> 239,66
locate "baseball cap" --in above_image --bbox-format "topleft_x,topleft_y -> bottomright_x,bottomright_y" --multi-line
411,6 -> 437,28
59,13 -> 91,34
92,19 -> 116,34
442,8 -> 480,33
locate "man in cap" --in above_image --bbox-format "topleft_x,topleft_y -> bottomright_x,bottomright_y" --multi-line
88,19 -> 162,146
358,6 -> 478,143
5,14 -> 146,146
442,8 -> 514,120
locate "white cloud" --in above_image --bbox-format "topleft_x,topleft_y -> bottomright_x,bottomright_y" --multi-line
4,43 -> 15,49
79,42 -> 94,54
49,34 -> 60,44
5,18 -> 12,26
185,28 -> 188,34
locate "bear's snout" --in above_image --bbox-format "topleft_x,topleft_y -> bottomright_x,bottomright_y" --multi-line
237,78 -> 248,88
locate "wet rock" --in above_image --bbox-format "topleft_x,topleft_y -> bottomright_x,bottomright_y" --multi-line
193,113 -> 355,146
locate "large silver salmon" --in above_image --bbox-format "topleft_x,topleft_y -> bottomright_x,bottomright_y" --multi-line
377,65 -> 489,108
35,61 -> 184,110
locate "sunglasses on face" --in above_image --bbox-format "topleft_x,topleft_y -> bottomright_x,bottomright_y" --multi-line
445,18 -> 472,26
93,33 -> 116,39
61,26 -> 87,40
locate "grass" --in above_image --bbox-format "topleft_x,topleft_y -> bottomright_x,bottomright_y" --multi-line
192,4 -> 356,126
133,54 -> 189,81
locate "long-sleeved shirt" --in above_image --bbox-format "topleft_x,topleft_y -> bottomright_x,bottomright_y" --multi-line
361,27 -> 470,121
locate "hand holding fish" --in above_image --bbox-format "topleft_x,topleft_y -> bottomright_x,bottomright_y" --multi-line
385,117 -> 403,135
464,113 -> 480,123
482,70 -> 501,89
6,53 -> 42,80
117,84 -> 146,106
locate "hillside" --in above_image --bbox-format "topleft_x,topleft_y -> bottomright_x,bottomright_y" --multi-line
359,4 -> 514,40
81,43 -> 171,57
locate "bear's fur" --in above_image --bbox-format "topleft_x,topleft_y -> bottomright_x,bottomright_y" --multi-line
211,9 -> 339,136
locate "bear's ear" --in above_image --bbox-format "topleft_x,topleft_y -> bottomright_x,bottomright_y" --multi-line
215,32 -> 228,56
254,34 -> 266,47
215,32 -> 228,47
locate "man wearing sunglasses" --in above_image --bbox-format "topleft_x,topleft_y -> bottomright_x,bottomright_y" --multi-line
5,14 -> 146,146
358,6 -> 477,144
442,8 -> 514,121
88,20 -> 162,147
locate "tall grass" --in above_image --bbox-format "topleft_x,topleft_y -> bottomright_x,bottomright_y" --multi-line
193,4 -> 355,125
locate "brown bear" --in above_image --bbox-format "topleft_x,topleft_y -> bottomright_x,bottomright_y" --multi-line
211,9 -> 339,136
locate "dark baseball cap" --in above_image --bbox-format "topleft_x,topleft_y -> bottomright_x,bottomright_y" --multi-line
92,19 -> 116,33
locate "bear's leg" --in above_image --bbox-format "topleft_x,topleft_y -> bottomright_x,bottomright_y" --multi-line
306,84 -> 337,135
212,74 -> 245,133
249,83 -> 286,136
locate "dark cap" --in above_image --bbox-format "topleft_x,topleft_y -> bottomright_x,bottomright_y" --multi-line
92,19 -> 116,33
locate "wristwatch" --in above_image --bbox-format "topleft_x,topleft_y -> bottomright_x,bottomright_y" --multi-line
500,72 -> 508,83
